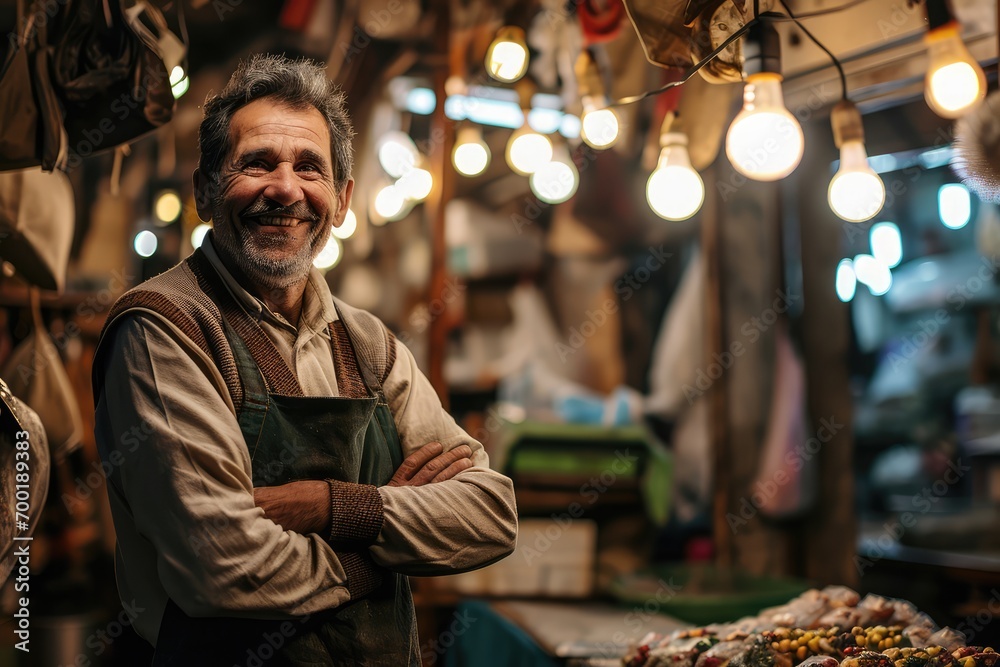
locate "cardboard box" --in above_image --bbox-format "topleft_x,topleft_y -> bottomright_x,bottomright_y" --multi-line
437,518 -> 597,598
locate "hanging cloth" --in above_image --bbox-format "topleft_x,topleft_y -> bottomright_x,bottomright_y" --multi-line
751,320 -> 817,520
578,0 -> 627,44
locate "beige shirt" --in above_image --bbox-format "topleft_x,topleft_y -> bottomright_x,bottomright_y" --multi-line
94,235 -> 517,644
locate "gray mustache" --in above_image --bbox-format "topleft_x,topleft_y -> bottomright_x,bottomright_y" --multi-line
241,196 -> 319,222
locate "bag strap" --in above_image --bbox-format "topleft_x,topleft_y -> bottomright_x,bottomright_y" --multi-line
121,0 -> 186,71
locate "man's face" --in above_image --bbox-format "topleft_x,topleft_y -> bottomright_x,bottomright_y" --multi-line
200,98 -> 353,290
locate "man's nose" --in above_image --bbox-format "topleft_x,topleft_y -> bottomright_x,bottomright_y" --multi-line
261,163 -> 305,207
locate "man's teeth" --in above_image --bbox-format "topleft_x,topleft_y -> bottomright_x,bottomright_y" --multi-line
254,216 -> 301,227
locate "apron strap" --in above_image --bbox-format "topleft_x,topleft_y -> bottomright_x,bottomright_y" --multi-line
331,300 -> 388,404
188,249 -> 304,397
219,316 -> 270,459
329,320 -> 370,399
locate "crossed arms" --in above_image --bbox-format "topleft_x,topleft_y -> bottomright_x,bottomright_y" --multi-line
95,314 -> 517,619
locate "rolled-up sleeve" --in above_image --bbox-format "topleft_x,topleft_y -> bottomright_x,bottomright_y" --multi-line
371,339 -> 518,575
96,314 -> 354,618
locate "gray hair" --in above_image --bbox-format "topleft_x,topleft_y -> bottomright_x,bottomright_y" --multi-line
198,54 -> 354,192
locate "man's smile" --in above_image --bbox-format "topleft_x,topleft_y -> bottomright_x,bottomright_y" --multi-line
246,215 -> 312,228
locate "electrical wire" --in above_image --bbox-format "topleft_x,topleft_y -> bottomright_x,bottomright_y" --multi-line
609,19 -> 756,107
778,0 -> 848,100
771,0 -> 875,20
607,0 -> 856,108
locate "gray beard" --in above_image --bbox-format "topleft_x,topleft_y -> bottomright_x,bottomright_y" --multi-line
211,207 -> 327,291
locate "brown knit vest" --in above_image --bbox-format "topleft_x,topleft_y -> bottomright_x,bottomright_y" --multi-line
93,250 -> 397,415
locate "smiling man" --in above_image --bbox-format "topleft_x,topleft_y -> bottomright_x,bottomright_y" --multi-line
92,55 -> 517,666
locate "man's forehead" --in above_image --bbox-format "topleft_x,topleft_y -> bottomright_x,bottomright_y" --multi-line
229,100 -> 331,157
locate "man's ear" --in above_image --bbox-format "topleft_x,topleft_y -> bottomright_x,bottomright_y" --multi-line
193,168 -> 214,222
333,179 -> 355,228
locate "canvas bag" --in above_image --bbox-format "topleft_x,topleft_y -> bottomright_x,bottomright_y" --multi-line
0,290 -> 83,459
0,376 -> 50,583
0,167 -> 75,292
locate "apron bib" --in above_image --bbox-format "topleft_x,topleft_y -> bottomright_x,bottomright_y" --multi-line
152,272 -> 418,666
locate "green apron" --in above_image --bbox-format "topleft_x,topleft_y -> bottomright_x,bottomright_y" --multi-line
152,271 -> 419,666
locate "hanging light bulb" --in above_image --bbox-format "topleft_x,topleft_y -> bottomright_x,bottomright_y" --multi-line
923,0 -> 986,118
396,167 -> 433,201
506,118 -> 553,175
580,97 -> 620,150
870,222 -> 902,268
530,144 -> 579,204
452,125 -> 491,177
486,26 -> 529,83
313,234 -> 343,270
854,254 -> 892,296
828,100 -> 885,223
646,132 -> 704,221
133,230 -> 158,258
373,184 -> 408,222
727,72 -> 804,181
575,50 -> 620,150
725,18 -> 804,181
835,259 -> 857,302
376,131 -> 420,178
154,189 -> 182,224
191,223 -> 211,249
170,66 -> 189,99
332,209 -> 357,240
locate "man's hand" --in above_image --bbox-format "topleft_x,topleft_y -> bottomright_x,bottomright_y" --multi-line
386,442 -> 473,487
254,480 -> 329,535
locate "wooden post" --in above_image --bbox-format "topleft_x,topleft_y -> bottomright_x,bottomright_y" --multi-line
704,165 -> 732,569
795,120 -> 857,587
425,0 -> 455,407
709,162 -> 796,576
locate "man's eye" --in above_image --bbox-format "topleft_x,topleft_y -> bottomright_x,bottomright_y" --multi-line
244,160 -> 268,170
297,163 -> 319,172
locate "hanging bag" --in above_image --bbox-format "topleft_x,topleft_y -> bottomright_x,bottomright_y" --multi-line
0,289 -> 84,458
0,0 -> 68,171
52,0 -> 183,160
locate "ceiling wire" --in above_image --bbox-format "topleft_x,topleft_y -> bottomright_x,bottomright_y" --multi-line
607,0 -> 855,108
608,20 -> 757,107
777,0 -> 849,100
771,0 -> 876,20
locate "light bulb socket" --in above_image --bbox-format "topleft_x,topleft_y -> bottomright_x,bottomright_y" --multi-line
659,110 -> 677,137
745,15 -> 783,76
456,124 -> 484,145
660,131 -> 689,149
830,100 -> 865,148
445,75 -> 468,97
924,0 -> 956,32
494,25 -> 526,45
514,77 -> 536,112
580,94 -> 603,113
575,49 -> 604,99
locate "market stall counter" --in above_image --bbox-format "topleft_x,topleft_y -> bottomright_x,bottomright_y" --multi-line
442,587 -> 998,667
442,599 -> 689,667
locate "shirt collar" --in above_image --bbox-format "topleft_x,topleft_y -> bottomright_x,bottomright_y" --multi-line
200,231 -> 338,332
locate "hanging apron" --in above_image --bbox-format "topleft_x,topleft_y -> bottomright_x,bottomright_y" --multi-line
151,265 -> 419,666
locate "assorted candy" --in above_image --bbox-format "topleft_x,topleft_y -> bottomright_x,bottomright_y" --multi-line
624,588 -> 994,667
